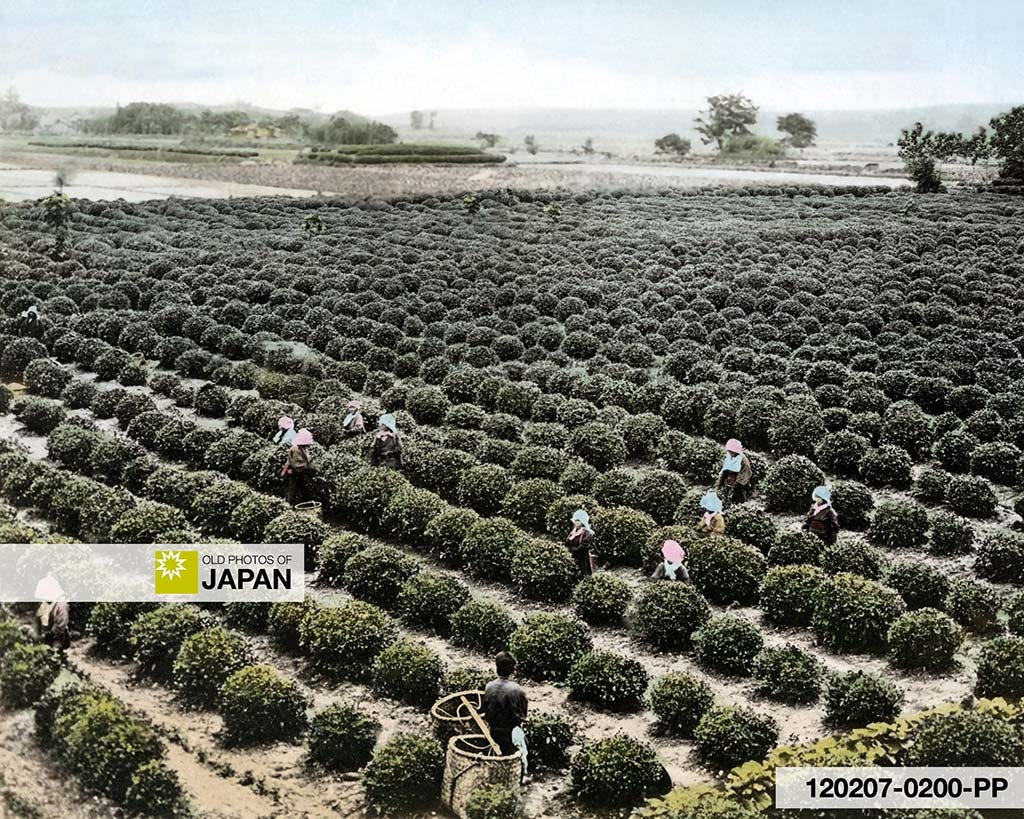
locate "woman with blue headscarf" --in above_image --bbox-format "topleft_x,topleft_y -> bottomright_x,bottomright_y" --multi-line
566,509 -> 595,575
369,413 -> 404,469
803,485 -> 839,545
696,491 -> 725,535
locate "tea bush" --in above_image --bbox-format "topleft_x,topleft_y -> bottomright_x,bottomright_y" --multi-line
859,445 -> 913,488
0,642 -> 61,708
570,734 -> 665,807
724,504 -> 778,554
823,670 -> 904,727
173,627 -> 253,707
396,571 -> 470,635
974,636 -> 1024,699
632,582 -> 711,651
929,511 -> 974,555
906,710 -> 1024,766
821,538 -> 887,580
974,530 -> 1024,583
566,650 -> 649,711
371,638 -> 445,709
751,644 -> 824,704
362,733 -> 445,813
343,544 -> 420,609
502,479 -> 564,532
129,604 -> 208,679
811,573 -> 906,654
450,599 -> 517,654
593,506 -> 657,566
693,705 -> 779,771
945,475 -> 997,518
887,609 -> 962,670
945,579 -> 1000,633
523,710 -> 576,771
767,531 -> 821,567
759,564 -> 827,627
316,531 -> 369,585
868,499 -> 929,549
466,784 -> 521,819
693,615 -> 764,677
460,517 -> 528,582
300,601 -> 397,681
458,464 -> 513,515
510,537 -> 579,602
762,455 -> 824,513
688,535 -> 766,605
571,573 -> 632,625
649,672 -> 715,736
218,664 -> 310,745
508,613 -> 592,681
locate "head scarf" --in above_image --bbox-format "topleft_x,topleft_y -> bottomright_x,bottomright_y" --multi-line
662,540 -> 684,563
378,413 -> 397,434
343,400 -> 363,426
811,485 -> 831,513
294,428 -> 314,446
725,438 -> 743,454
571,509 -> 594,535
34,575 -> 65,600
700,491 -> 723,514
278,416 -> 295,430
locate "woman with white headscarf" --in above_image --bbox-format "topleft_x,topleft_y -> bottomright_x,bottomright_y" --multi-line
803,485 -> 839,544
696,490 -> 725,535
566,509 -> 595,575
342,399 -> 366,436
370,413 -> 404,469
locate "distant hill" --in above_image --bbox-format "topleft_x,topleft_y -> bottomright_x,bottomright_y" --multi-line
378,103 -> 1014,148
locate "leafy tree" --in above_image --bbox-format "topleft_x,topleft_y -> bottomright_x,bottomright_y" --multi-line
777,112 -> 817,149
84,102 -> 190,135
307,115 -> 397,146
898,123 -> 944,193
655,133 -> 691,156
41,192 -> 72,256
582,138 -> 595,155
475,131 -> 499,148
524,135 -> 538,155
410,110 -> 424,130
0,87 -> 39,132
695,93 -> 758,151
428,111 -> 437,129
990,105 -> 1024,181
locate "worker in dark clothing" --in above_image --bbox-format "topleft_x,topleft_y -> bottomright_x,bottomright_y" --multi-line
283,428 -> 314,505
803,485 -> 840,545
566,509 -> 595,576
369,413 -> 403,468
16,305 -> 40,336
342,400 -> 366,436
34,576 -> 70,651
481,651 -> 529,768
716,438 -> 753,504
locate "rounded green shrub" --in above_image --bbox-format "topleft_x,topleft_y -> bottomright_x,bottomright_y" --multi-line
974,636 -> 1024,699
460,517 -> 528,582
724,504 -> 778,554
523,710 -> 576,771
425,507 -> 480,563
830,480 -> 875,530
631,582 -> 711,651
465,783 -> 520,819
945,475 -> 997,518
502,479 -> 566,533
649,672 -> 715,736
974,530 -> 1024,584
129,604 -> 208,679
767,531 -> 822,567
122,760 -> 183,818
859,444 -> 913,488
1009,592 -> 1024,636
759,564 -> 827,627
566,650 -> 649,711
86,602 -> 156,657
693,615 -> 764,677
688,536 -> 766,605
218,664 -> 310,745
299,600 -> 397,681
571,573 -> 632,625
567,422 -> 627,471
751,644 -> 824,704
945,579 -> 1000,633
593,506 -> 657,566
510,538 -> 578,602
885,562 -> 949,611
693,705 -> 779,771
343,545 -> 419,609
450,599 -> 517,654
762,455 -> 824,513
267,599 -> 319,652
820,538 -> 887,580
887,609 -> 962,670
823,670 -> 903,727
906,710 -> 1024,766
381,486 -> 447,543
396,571 -> 470,635
811,573 -> 906,654
457,464 -> 513,516
173,627 -> 253,707
223,602 -> 271,634
570,734 -> 665,807
362,733 -> 445,813
316,532 -> 369,586
929,511 -> 974,556
0,643 -> 61,708
508,613 -> 592,681
867,499 -> 929,549
371,638 -> 445,709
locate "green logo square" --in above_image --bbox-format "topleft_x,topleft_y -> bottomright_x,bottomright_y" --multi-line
154,549 -> 199,595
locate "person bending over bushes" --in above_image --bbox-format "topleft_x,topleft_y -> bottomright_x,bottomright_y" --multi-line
803,485 -> 839,545
716,438 -> 753,504
696,491 -> 725,535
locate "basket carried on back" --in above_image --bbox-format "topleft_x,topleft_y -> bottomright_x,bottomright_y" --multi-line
432,691 -> 523,819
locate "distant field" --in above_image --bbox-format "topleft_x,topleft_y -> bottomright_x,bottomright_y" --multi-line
297,142 -> 506,165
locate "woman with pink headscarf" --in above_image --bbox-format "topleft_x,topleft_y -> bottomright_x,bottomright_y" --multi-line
650,539 -> 690,582
284,428 -> 315,505
716,438 -> 753,504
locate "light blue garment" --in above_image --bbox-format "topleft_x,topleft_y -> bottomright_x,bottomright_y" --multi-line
723,453 -> 744,472
379,413 -> 397,433
663,560 -> 683,579
700,491 -> 723,513
512,725 -> 528,773
273,428 -> 297,445
571,509 -> 593,534
812,485 -> 831,504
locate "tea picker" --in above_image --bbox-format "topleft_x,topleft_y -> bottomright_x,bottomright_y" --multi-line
716,438 -> 753,504
369,413 -> 404,468
696,490 -> 725,535
803,485 -> 839,545
566,508 -> 595,575
650,538 -> 690,582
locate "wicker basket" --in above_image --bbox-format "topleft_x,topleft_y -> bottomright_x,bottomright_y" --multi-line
441,734 -> 522,819
293,500 -> 322,519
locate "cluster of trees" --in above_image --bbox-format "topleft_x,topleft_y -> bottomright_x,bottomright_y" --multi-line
0,87 -> 40,132
79,102 -> 396,145
655,94 -> 816,158
409,110 -> 437,130
898,106 -> 1024,191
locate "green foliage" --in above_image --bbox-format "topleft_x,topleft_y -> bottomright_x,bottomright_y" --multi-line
762,455 -> 824,513
929,511 -> 974,555
570,733 -> 665,807
688,535 -> 766,605
945,474 -> 997,518
0,642 -> 61,708
523,710 -> 576,771
906,710 -> 1024,766
466,784 -> 521,819
724,504 -> 777,554
571,572 -> 632,625
751,644 -> 824,704
567,422 -> 627,471
567,650 -> 649,711
655,133 -> 691,156
129,604 -> 207,679
649,672 -> 714,737
458,464 -> 513,515
460,517 -> 528,582
122,760 -> 182,817
974,636 -> 1024,699
508,612 -> 592,681
693,705 -> 779,771
767,531 -> 821,567
695,92 -> 759,151
362,733 -> 445,813
632,582 -> 711,651
300,600 -> 397,681
316,531 -> 368,585
887,609 -> 962,670
501,478 -> 563,532
759,563 -> 827,627
343,544 -> 419,609
812,573 -> 906,654
777,112 -> 817,148
945,579 -> 1000,633
823,670 -> 904,727
693,615 -> 764,677
371,638 -> 445,708
396,571 -> 470,634
218,664 -> 309,745
86,602 -> 155,657
173,627 -> 253,707
885,561 -> 949,610
450,599 -> 516,654
593,505 -> 657,566
974,530 -> 1024,583
510,537 -> 579,602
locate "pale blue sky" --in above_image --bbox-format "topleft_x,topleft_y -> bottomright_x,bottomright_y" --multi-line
2,1 -> 1021,113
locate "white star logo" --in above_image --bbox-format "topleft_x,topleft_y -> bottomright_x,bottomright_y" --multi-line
155,550 -> 187,581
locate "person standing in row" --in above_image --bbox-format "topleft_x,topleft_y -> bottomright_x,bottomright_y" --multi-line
273,416 -> 297,446
803,485 -> 840,545
696,491 -> 725,535
480,650 -> 529,771
342,400 -> 366,436
716,438 -> 752,504
284,428 -> 315,505
566,509 -> 595,576
369,413 -> 404,469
